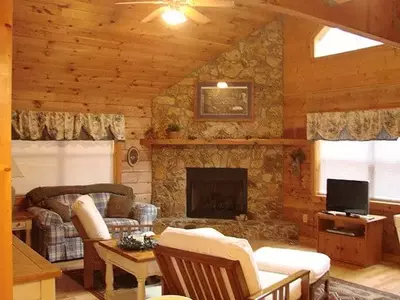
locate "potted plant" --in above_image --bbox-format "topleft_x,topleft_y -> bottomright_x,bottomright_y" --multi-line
165,123 -> 183,139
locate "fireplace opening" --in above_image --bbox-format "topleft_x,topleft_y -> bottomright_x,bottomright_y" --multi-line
186,168 -> 247,219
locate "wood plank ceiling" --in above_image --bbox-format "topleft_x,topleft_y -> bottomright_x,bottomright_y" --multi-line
12,0 -> 278,110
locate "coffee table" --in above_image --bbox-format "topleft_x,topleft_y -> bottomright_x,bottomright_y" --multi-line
98,239 -> 161,300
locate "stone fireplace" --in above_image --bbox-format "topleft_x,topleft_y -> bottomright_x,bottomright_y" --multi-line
151,20 -> 299,242
186,168 -> 247,219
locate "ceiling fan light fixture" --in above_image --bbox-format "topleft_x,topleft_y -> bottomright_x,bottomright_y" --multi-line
161,7 -> 187,25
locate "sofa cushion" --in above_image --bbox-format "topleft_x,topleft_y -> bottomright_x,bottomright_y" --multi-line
88,192 -> 111,217
258,271 -> 301,300
72,195 -> 111,240
104,218 -> 139,230
158,227 -> 261,296
106,195 -> 134,218
44,194 -> 81,222
254,247 -> 330,284
64,222 -> 79,238
64,218 -> 140,238
26,184 -> 134,207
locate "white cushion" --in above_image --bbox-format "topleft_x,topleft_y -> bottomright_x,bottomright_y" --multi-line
187,227 -> 225,237
71,195 -> 111,240
258,271 -> 301,300
158,227 -> 261,296
254,247 -> 330,284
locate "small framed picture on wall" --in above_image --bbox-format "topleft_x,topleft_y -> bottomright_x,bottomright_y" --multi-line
195,81 -> 254,121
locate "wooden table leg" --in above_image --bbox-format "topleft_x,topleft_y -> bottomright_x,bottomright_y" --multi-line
137,276 -> 146,300
105,262 -> 114,300
26,228 -> 31,247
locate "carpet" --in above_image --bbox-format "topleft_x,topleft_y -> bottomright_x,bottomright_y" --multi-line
65,269 -> 400,300
314,278 -> 400,300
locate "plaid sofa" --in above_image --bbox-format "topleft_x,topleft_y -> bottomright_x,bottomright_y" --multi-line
26,184 -> 157,262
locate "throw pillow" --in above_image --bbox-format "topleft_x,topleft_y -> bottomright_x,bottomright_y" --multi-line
45,199 -> 72,222
106,195 -> 134,218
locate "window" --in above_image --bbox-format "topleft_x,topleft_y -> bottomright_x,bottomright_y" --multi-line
314,27 -> 383,58
318,140 -> 400,201
12,140 -> 114,194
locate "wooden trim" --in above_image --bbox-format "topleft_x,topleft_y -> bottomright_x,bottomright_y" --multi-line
141,138 -> 310,147
0,0 -> 13,298
309,24 -> 325,59
310,141 -> 320,196
113,141 -> 123,184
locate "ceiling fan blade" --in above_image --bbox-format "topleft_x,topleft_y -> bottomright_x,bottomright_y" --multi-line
181,6 -> 211,24
115,1 -> 164,5
186,0 -> 235,7
141,6 -> 168,22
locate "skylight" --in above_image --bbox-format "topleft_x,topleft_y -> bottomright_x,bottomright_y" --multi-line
314,27 -> 383,58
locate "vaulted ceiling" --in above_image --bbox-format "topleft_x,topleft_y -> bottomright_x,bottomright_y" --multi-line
12,0 -> 279,108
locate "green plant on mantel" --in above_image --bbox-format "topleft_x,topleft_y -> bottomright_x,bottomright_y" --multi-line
166,123 -> 181,133
290,148 -> 306,177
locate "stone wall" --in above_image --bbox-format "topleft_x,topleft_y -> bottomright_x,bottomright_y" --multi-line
152,19 -> 283,139
151,19 -> 289,232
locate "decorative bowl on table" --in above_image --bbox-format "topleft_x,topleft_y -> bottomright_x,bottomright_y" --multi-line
117,235 -> 157,251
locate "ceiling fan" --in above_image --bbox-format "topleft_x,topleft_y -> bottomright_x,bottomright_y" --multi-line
115,0 -> 235,25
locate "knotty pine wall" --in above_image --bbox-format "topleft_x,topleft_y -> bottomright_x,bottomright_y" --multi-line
12,1 -> 153,203
283,16 -> 400,258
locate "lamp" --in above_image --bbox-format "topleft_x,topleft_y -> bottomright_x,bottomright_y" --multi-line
12,159 -> 24,213
217,81 -> 228,89
161,7 -> 187,26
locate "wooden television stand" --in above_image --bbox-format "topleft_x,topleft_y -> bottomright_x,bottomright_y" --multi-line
317,212 -> 386,267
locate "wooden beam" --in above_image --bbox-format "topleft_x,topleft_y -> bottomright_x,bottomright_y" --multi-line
260,0 -> 400,47
113,142 -> 123,184
329,0 -> 353,4
0,0 -> 13,298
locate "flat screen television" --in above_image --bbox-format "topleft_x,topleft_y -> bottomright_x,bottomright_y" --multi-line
326,179 -> 369,215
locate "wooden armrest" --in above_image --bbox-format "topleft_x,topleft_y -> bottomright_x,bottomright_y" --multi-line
108,224 -> 153,229
82,238 -> 109,243
248,270 -> 310,300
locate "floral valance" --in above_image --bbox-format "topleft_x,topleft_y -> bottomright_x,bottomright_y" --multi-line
12,111 -> 125,141
307,108 -> 400,141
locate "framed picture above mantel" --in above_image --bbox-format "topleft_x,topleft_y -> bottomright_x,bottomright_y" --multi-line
195,81 -> 254,121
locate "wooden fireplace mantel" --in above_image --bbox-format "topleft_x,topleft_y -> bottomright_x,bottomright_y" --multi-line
140,139 -> 310,147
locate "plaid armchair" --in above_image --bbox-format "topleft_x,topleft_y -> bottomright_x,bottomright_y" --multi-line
26,184 -> 157,262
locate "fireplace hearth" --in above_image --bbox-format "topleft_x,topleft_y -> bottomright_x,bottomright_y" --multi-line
186,168 -> 247,219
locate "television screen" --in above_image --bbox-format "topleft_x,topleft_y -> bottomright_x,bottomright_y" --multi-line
326,179 -> 369,215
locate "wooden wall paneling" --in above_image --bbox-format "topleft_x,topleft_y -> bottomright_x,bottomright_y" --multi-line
0,0 -> 13,298
283,16 -> 400,258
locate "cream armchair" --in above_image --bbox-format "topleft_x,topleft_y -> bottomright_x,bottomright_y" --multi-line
154,227 -> 313,300
71,195 -> 150,289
